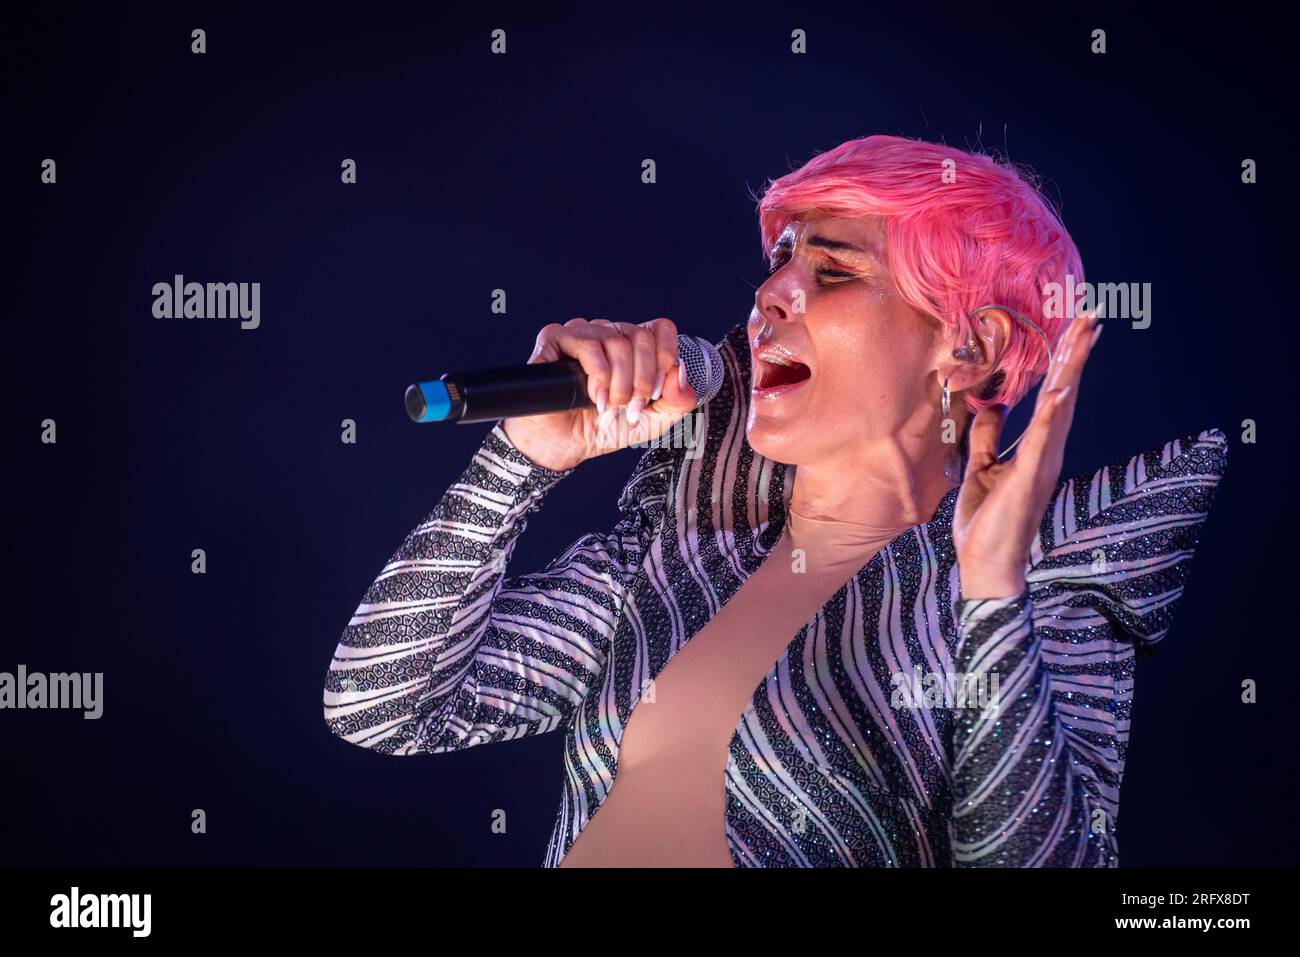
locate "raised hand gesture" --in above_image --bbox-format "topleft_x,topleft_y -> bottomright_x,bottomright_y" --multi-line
953,311 -> 1103,600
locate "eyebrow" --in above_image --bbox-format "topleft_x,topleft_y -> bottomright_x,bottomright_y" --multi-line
771,233 -> 878,260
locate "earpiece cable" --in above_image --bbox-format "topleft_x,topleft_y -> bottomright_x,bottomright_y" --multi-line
967,303 -> 1058,461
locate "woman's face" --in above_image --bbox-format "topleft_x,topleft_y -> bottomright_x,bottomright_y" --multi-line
746,211 -> 949,466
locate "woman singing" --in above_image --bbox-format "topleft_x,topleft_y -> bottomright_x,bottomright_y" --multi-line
322,134 -> 1227,867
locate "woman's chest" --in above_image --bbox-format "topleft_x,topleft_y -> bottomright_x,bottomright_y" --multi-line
565,549 -> 965,865
615,544 -> 856,772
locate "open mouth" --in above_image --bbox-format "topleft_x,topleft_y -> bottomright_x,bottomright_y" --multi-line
753,351 -> 812,393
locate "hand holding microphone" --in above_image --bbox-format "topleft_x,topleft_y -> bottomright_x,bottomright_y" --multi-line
504,317 -> 701,471
406,317 -> 723,472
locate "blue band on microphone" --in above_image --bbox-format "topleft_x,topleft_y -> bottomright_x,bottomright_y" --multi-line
408,380 -> 453,422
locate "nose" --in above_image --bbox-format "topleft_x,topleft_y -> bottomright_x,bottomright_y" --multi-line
751,270 -> 796,343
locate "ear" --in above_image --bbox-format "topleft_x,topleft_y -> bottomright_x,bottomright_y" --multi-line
937,308 -> 1012,397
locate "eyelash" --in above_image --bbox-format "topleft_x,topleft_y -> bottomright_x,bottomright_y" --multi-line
767,251 -> 856,284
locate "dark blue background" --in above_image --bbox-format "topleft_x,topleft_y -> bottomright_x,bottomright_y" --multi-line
9,2 -> 1293,867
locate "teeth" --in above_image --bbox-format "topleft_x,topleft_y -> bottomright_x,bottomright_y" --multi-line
761,353 -> 797,366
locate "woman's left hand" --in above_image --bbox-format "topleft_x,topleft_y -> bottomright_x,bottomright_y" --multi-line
952,311 -> 1102,600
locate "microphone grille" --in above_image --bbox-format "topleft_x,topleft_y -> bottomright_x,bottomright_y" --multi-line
676,334 -> 725,408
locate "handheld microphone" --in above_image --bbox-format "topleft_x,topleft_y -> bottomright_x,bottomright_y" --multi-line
405,334 -> 725,424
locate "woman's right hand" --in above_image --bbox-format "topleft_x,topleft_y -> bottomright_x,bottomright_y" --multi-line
501,317 -> 699,472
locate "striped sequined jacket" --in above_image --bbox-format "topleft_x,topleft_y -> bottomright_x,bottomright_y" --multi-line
322,322 -> 1228,867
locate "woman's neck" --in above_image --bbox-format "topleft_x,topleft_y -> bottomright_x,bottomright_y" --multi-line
787,429 -> 963,532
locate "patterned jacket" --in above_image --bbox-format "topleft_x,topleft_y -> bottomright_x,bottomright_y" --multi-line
322,322 -> 1228,867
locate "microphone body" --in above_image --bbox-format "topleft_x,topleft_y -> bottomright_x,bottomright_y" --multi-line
406,334 -> 725,424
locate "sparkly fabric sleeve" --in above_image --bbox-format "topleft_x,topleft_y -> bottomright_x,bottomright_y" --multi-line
322,422 -> 675,755
949,427 -> 1229,866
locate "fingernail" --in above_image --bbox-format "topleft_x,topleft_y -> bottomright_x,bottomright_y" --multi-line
598,408 -> 615,430
627,397 -> 644,424
651,371 -> 666,402
678,362 -> 687,389
596,386 -> 608,414
1089,323 -> 1104,348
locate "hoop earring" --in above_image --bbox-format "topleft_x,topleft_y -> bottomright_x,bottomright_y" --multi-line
940,377 -> 951,417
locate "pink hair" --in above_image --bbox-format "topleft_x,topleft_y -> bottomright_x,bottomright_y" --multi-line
755,134 -> 1084,415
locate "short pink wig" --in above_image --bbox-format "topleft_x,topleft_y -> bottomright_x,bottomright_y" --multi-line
755,134 -> 1084,415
